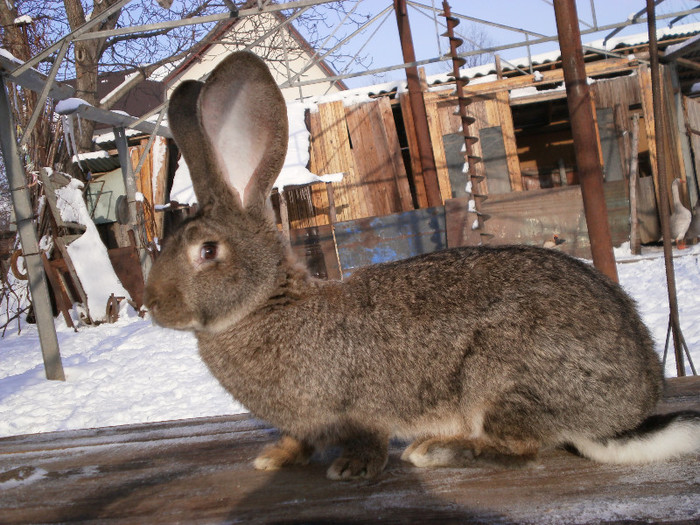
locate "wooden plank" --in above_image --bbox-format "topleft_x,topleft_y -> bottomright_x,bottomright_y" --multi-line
345,99 -> 414,218
684,96 -> 700,206
345,102 -> 385,217
310,101 -> 362,223
377,97 -> 414,212
151,136 -> 169,239
496,90 -> 523,192
306,110 -> 331,228
446,181 -> 630,258
424,98 -> 453,203
0,377 -> 697,524
134,140 -> 156,243
399,92 -> 429,208
638,63 -> 662,207
42,254 -> 75,329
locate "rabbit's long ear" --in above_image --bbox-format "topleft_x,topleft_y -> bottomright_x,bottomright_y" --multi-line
168,80 -> 234,209
198,51 -> 288,215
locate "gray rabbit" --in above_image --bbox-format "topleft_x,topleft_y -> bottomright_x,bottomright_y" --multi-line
144,51 -> 699,480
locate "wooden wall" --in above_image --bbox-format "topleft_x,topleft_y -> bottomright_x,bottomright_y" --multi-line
283,98 -> 413,229
275,60 -> 690,239
422,89 -> 522,199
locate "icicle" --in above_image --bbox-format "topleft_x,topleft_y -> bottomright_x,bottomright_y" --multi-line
462,162 -> 469,174
468,199 -> 477,213
471,218 -> 480,230
465,181 -> 472,194
63,114 -> 85,172
61,115 -> 73,163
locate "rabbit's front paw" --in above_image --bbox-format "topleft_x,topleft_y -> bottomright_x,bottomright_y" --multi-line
326,432 -> 389,480
326,453 -> 388,480
254,435 -> 314,471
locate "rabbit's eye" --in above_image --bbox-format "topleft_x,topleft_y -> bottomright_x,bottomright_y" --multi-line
201,242 -> 218,261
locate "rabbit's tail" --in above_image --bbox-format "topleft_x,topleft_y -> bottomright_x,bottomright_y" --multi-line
570,411 -> 700,464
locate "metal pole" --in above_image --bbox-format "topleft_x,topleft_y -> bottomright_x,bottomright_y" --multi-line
646,0 -> 686,376
553,0 -> 618,283
394,0 -> 442,208
0,78 -> 65,381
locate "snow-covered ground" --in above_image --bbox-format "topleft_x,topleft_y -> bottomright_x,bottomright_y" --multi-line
1,243 -> 699,439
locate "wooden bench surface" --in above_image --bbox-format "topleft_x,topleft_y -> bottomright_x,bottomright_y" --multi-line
0,377 -> 698,524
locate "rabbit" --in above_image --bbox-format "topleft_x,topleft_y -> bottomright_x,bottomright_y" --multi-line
144,51 -> 700,480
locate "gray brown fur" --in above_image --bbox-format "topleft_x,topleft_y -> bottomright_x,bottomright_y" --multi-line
145,52 -> 692,480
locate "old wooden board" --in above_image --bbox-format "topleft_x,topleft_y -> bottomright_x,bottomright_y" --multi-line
0,377 -> 698,524
333,207 -> 447,278
446,181 -> 630,258
289,224 -> 341,281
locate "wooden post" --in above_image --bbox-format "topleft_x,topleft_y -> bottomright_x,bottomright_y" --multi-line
629,115 -> 641,255
0,78 -> 65,381
114,127 -> 152,281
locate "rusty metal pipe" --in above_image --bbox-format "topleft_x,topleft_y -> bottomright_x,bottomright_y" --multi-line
394,0 -> 442,208
553,0 -> 618,283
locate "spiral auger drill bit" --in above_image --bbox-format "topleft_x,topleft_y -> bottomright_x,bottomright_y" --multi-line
441,1 -> 492,244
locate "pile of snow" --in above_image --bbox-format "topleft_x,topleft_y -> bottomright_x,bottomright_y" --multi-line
52,174 -> 130,321
55,98 -> 92,116
0,245 -> 698,438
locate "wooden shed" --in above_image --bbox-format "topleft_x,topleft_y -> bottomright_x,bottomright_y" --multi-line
256,25 -> 700,278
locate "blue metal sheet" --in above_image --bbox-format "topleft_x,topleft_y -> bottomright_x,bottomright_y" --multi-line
334,207 -> 446,278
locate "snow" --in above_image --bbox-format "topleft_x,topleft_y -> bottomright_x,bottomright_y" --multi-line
55,98 -> 92,115
1,244 -> 699,439
13,15 -> 32,25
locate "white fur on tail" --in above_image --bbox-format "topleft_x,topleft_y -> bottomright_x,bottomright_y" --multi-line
571,415 -> 700,464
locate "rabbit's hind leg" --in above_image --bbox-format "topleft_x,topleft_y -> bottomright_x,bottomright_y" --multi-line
326,429 -> 389,480
402,436 -> 539,469
254,435 -> 314,471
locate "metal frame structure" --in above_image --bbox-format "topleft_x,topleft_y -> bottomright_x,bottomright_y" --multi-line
2,0 -> 699,380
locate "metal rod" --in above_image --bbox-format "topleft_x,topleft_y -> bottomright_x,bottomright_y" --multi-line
0,76 -> 65,381
10,0 -> 132,78
72,0 -> 339,42
280,5 -> 393,89
646,0 -> 686,377
19,40 -> 70,148
290,6 -> 700,90
394,0 -> 442,208
554,0 -> 618,283
408,0 -> 545,37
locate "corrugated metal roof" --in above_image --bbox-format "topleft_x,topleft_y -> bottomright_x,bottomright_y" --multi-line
353,21 -> 700,98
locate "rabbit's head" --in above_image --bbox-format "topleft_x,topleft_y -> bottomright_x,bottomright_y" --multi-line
144,52 -> 289,332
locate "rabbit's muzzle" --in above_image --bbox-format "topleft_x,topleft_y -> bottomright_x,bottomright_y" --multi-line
144,277 -> 199,331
